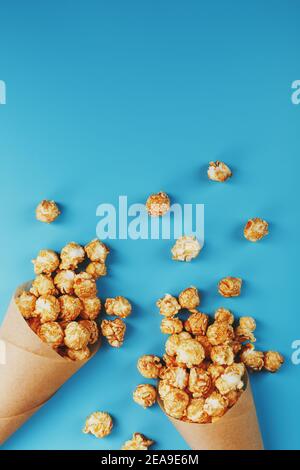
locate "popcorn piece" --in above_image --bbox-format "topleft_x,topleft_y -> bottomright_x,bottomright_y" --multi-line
26,317 -> 41,334
137,355 -> 162,378
171,235 -> 201,262
188,368 -> 212,398
54,270 -> 75,295
184,312 -> 208,336
37,322 -> 64,348
215,364 -> 245,395
83,412 -> 113,438
244,217 -> 269,242
30,274 -> 57,297
32,249 -> 60,275
133,384 -> 157,408
16,291 -> 37,319
239,316 -> 256,331
85,239 -> 109,264
235,316 -> 257,342
162,353 -> 179,368
79,320 -> 99,344
186,398 -> 211,424
105,296 -> 132,318
218,277 -> 242,298
146,191 -> 170,217
156,294 -> 181,318
210,345 -> 234,366
178,287 -> 200,310
158,379 -> 176,399
163,388 -> 189,419
195,335 -> 213,358
207,364 -> 225,382
165,332 -> 191,356
207,161 -> 232,182
59,295 -> 82,322
240,344 -> 264,371
67,347 -> 91,361
264,351 -> 284,372
204,392 -> 228,418
206,321 -> 234,346
80,297 -> 101,320
160,317 -> 183,335
60,242 -> 85,270
101,318 -> 126,347
35,295 -> 60,323
36,199 -> 60,223
226,389 -> 243,408
176,339 -> 205,368
64,321 -> 90,350
160,366 -> 189,390
86,261 -> 107,279
122,433 -> 154,451
214,308 -> 234,325
74,272 -> 97,299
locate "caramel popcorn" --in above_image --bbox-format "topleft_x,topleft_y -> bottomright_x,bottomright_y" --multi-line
60,242 -> 85,270
67,347 -> 91,361
35,294 -> 60,323
101,318 -> 126,347
83,412 -> 113,438
235,316 -> 256,342
176,338 -> 205,367
133,384 -> 157,408
105,296 -> 132,318
79,320 -> 99,344
16,291 -> 37,319
203,392 -> 228,418
240,344 -> 264,371
137,355 -> 162,378
184,312 -> 208,336
165,332 -> 191,356
64,321 -> 90,350
207,364 -> 225,382
206,321 -> 234,346
163,388 -> 189,419
80,297 -> 101,320
36,199 -> 60,223
86,261 -> 107,279
218,277 -> 242,298
74,272 -> 97,299
239,316 -> 256,331
158,379 -> 176,399
188,368 -> 212,398
160,366 -> 189,390
186,398 -> 211,424
156,294 -> 181,317
171,235 -> 201,262
215,364 -> 245,395
160,317 -> 183,335
146,191 -> 170,217
122,433 -> 154,451
207,161 -> 232,182
178,287 -> 200,311
84,239 -> 109,264
214,308 -> 234,325
30,274 -> 57,297
264,351 -> 284,372
244,217 -> 269,242
54,270 -> 75,295
59,295 -> 82,322
37,322 -> 64,348
32,249 -> 60,275
226,389 -> 242,408
210,345 -> 234,366
26,317 -> 41,334
162,353 -> 179,368
195,334 -> 212,358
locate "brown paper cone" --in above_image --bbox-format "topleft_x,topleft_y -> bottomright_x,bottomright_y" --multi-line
0,282 -> 100,445
159,374 -> 264,450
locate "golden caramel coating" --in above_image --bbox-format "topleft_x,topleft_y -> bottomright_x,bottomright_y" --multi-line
158,379 -> 176,399
206,321 -> 234,346
176,338 -> 205,368
210,345 -> 234,366
26,317 -> 41,334
54,270 -> 75,295
195,335 -> 213,358
184,312 -> 209,336
83,412 -> 113,438
171,235 -> 201,262
101,318 -> 126,347
36,200 -> 60,223
218,277 -> 242,298
16,291 -> 37,319
30,274 -> 57,297
160,366 -> 189,390
133,384 -> 157,408
137,355 -> 162,378
207,364 -> 225,382
37,322 -> 64,348
60,242 -> 85,270
84,239 -> 109,264
122,433 -> 154,451
165,332 -> 191,356
160,317 -> 183,334
32,249 -> 60,275
146,191 -> 170,217
264,351 -> 284,372
188,368 -> 212,398
74,272 -> 97,299
178,287 -> 200,310
105,296 -> 132,318
86,261 -> 107,279
244,217 -> 269,242
35,295 -> 60,323
235,326 -> 256,343
240,344 -> 264,371
163,388 -> 190,419
59,295 -> 82,322
214,308 -> 234,325
163,353 -> 179,368
204,392 -> 228,418
239,316 -> 256,331
207,161 -> 232,182
79,320 -> 99,345
67,347 -> 91,361
156,294 -> 181,317
226,389 -> 243,408
80,297 -> 101,320
186,398 -> 211,423
215,364 -> 245,395
64,321 -> 90,350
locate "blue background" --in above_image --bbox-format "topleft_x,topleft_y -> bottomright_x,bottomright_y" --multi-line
0,0 -> 299,450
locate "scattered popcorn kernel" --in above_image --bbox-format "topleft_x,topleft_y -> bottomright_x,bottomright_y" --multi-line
186,398 -> 211,423
156,294 -> 181,317
165,332 -> 191,356
146,191 -> 170,217
60,242 -> 85,270
36,199 -> 60,223
210,345 -> 234,366
160,317 -> 183,335
264,351 -> 284,372
59,295 -> 82,321
240,344 -> 264,371
30,274 -> 57,297
207,161 -> 232,182
16,291 -> 37,319
206,321 -> 234,346
67,347 -> 91,361
26,317 -> 41,334
176,338 -> 205,368
122,433 -> 154,451
83,412 -> 113,438
80,297 -> 101,320
133,384 -> 157,408
235,325 -> 256,343
215,364 -> 245,395
160,366 -> 189,390
64,321 -> 90,350
188,368 -> 212,398
105,296 -> 132,318
244,217 -> 269,242
239,316 -> 256,331
101,318 -> 126,347
158,379 -> 176,399
163,388 -> 189,419
178,286 -> 200,310
32,249 -> 60,275
171,235 -> 201,262
195,335 -> 213,358
85,239 -> 109,264
35,295 -> 60,323
37,322 -> 64,348
207,364 -> 225,382
79,320 -> 99,345
204,392 -> 228,418
74,272 -> 97,299
218,277 -> 242,298
54,270 -> 75,295
86,261 -> 107,279
214,308 -> 234,325
184,312 -> 208,336
137,355 -> 162,378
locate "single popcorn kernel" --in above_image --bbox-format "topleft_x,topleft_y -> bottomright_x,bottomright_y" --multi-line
85,239 -> 109,264
30,274 -> 57,297
159,366 -> 189,390
186,398 -> 211,424
207,161 -> 232,182
26,317 -> 41,334
195,335 -> 212,358
80,297 -> 101,320
184,312 -> 208,336
122,433 -> 154,451
158,380 -> 176,399
160,317 -> 183,334
188,368 -> 212,398
163,388 -> 189,419
210,345 -> 235,366
178,286 -> 200,310
35,295 -> 60,323
16,291 -> 37,319
239,316 -> 256,331
207,364 -> 225,382
32,249 -> 60,275
215,364 -> 245,395
176,338 -> 205,368
67,347 -> 91,361
171,235 -> 201,262
86,261 -> 107,279
137,355 -> 162,378
235,316 -> 256,342
64,321 -> 90,350
165,332 -> 191,357
74,272 -> 97,299
146,191 -> 170,217
105,296 -> 132,318
133,384 -> 157,408
264,351 -> 284,372
206,321 -> 234,346
203,392 -> 229,418
36,199 -> 60,223
101,318 -> 126,347
37,322 -> 64,348
59,295 -> 82,321
218,277 -> 242,298
214,308 -> 234,325
244,217 -> 269,242
79,320 -> 99,344
240,344 -> 264,371
83,412 -> 113,438
163,353 -> 179,368
156,294 -> 181,317
54,270 -> 75,295
60,242 -> 85,270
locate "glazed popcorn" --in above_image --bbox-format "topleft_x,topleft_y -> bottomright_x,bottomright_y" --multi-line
178,287 -> 200,311
73,272 -> 97,299
158,380 -> 176,399
146,191 -> 170,217
214,308 -> 234,325
235,316 -> 256,343
122,433 -> 154,451
32,249 -> 60,275
35,295 -> 60,323
64,321 -> 90,350
184,312 -> 208,336
86,261 -> 107,279
16,291 -> 37,319
188,368 -> 212,398
264,351 -> 284,372
207,364 -> 225,382
85,239 -> 109,264
160,317 -> 183,335
59,295 -> 82,322
211,344 -> 235,366
207,161 -> 232,182
105,296 -> 132,318
36,200 -> 60,224
80,297 -> 101,320
101,318 -> 126,347
79,320 -> 99,345
244,217 -> 269,242
215,364 -> 245,395
137,355 -> 163,379
163,388 -> 189,419
171,235 -> 201,262
60,242 -> 85,270
165,332 -> 191,356
240,344 -> 264,371
67,347 -> 91,361
206,321 -> 234,346
218,277 -> 242,298
156,294 -> 181,317
83,412 -> 113,438
54,270 -> 75,295
30,274 -> 57,297
133,384 -> 157,408
176,338 -> 205,367
160,366 -> 189,390
186,398 -> 211,424
37,322 -> 64,348
203,392 -> 228,418
195,334 -> 212,358
226,389 -> 242,408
